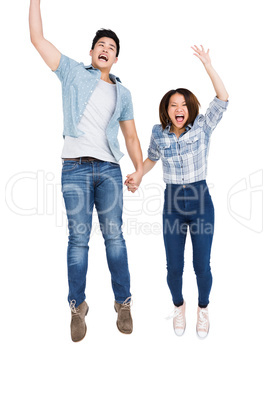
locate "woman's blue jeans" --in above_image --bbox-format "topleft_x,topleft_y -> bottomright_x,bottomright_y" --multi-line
61,159 -> 131,306
163,180 -> 214,308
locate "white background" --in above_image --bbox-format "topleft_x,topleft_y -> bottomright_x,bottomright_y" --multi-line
1,0 -> 267,400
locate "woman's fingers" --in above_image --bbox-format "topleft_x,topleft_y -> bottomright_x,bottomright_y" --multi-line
191,45 -> 201,52
124,176 -> 135,184
191,44 -> 207,55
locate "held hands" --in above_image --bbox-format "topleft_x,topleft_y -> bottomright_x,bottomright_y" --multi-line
124,171 -> 143,193
191,45 -> 211,66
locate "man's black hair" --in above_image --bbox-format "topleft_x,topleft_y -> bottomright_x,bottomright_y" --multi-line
91,29 -> 120,57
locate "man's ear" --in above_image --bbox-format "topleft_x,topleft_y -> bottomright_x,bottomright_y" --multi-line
113,57 -> 118,65
89,49 -> 93,57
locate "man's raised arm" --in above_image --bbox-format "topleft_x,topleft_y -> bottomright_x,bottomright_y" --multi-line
29,0 -> 61,71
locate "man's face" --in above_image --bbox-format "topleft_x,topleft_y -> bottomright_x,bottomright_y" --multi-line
90,37 -> 118,71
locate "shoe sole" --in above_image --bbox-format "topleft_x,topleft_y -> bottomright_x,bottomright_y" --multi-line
174,322 -> 186,337
114,305 -> 133,335
196,324 -> 210,340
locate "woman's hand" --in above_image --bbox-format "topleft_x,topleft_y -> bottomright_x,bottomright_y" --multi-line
191,45 -> 229,101
124,172 -> 142,193
191,45 -> 211,66
124,158 -> 157,193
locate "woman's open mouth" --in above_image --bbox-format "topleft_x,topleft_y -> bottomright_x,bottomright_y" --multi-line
175,114 -> 184,123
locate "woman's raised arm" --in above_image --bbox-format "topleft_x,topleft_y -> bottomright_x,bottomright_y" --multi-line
191,45 -> 229,101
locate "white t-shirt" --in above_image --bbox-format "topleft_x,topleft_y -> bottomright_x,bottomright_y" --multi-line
61,79 -> 118,163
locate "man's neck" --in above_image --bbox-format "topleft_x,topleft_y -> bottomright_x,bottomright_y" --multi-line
100,71 -> 114,84
91,62 -> 114,84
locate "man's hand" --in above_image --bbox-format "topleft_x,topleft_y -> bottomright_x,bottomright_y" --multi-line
124,171 -> 142,193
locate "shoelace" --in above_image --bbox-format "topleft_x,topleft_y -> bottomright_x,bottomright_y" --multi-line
166,307 -> 184,327
70,300 -> 79,314
197,310 -> 208,330
121,296 -> 132,310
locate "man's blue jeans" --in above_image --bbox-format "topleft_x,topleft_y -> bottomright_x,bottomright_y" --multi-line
61,159 -> 131,306
163,180 -> 214,308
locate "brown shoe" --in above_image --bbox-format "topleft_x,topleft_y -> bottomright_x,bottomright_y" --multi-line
70,300 -> 89,342
114,297 -> 133,334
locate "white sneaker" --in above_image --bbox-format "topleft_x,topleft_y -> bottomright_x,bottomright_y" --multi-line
166,302 -> 186,336
196,306 -> 209,339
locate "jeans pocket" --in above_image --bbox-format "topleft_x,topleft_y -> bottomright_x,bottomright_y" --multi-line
108,162 -> 120,167
62,161 -> 79,173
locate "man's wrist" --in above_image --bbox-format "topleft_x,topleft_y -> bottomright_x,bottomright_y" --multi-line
135,168 -> 143,175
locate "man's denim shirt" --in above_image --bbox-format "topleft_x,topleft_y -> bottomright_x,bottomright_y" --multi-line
53,54 -> 134,161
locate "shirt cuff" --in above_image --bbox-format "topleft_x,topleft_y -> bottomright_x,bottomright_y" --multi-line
52,53 -> 65,73
148,151 -> 160,162
119,114 -> 134,121
214,96 -> 229,109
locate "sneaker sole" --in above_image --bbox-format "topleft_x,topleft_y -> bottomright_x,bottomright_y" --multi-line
196,324 -> 210,340
174,322 -> 186,337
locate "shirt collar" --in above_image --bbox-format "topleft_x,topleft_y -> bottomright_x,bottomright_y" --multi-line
84,64 -> 121,83
165,123 -> 192,136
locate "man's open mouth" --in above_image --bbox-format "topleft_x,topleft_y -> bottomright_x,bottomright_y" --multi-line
98,54 -> 108,62
176,114 -> 184,123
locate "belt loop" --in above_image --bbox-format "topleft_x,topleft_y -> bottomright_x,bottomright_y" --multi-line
79,157 -> 82,165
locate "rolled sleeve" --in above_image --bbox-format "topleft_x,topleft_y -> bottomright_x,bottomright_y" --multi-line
197,96 -> 229,136
53,54 -> 80,84
148,133 -> 160,161
119,90 -> 134,121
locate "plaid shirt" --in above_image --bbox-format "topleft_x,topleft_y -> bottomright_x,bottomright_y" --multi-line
148,97 -> 228,184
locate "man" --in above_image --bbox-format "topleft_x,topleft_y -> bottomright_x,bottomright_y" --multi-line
29,0 -> 143,341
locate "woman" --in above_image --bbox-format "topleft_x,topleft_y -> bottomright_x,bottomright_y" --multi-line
125,45 -> 229,339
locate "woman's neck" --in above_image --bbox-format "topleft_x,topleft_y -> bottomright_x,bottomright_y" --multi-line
171,125 -> 185,138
